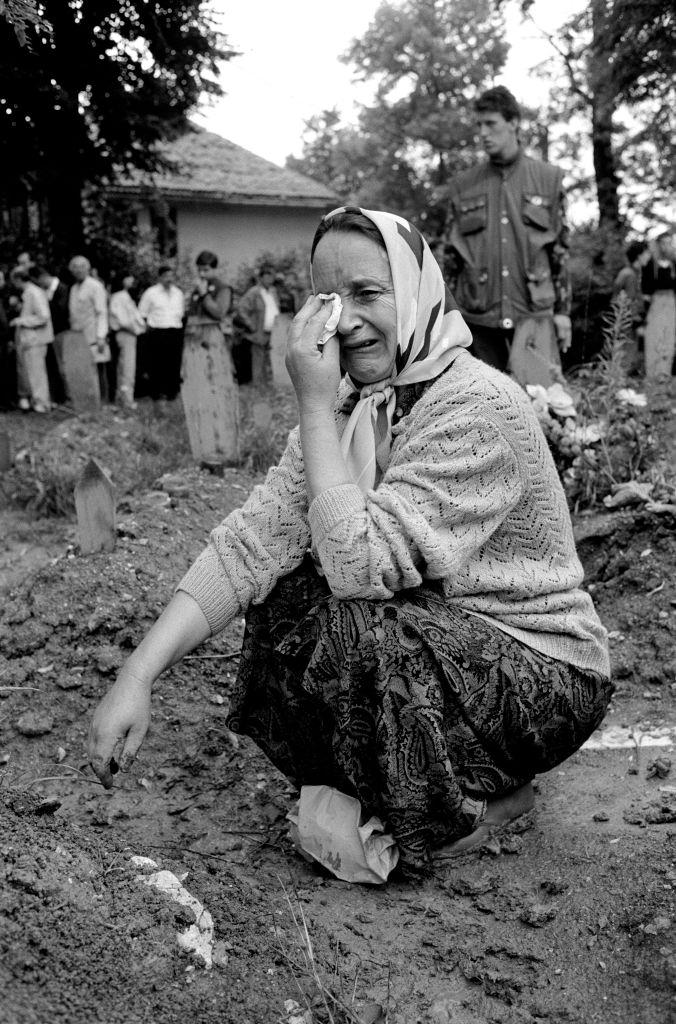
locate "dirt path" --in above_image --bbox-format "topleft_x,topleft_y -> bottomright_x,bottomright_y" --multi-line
1,397 -> 675,1024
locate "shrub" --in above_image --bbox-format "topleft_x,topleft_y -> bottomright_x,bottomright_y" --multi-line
528,293 -> 663,512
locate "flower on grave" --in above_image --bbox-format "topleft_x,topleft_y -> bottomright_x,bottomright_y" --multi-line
616,388 -> 647,408
526,383 -> 577,421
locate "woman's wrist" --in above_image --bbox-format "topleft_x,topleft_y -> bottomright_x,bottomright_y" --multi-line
298,399 -> 335,420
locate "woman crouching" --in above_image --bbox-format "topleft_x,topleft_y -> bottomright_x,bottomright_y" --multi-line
88,208 -> 612,870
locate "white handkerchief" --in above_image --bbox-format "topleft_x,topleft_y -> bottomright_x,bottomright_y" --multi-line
316,292 -> 343,347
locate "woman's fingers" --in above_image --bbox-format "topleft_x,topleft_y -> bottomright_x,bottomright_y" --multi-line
89,732 -> 121,789
88,676 -> 151,787
119,722 -> 147,772
292,294 -> 334,336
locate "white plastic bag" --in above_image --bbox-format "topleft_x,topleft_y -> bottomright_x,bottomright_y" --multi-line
287,785 -> 399,885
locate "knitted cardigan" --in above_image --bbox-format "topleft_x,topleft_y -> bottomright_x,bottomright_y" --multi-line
179,351 -> 610,677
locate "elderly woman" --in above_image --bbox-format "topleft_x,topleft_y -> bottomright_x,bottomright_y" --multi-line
89,208 -> 612,868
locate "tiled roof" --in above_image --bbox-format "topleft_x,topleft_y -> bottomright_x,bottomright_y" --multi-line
109,127 -> 337,208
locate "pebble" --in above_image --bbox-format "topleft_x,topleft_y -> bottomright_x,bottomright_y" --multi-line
520,902 -> 558,927
593,811 -> 610,822
15,711 -> 54,737
56,674 -> 84,690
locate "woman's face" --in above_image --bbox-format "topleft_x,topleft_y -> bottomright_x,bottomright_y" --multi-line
312,231 -> 397,386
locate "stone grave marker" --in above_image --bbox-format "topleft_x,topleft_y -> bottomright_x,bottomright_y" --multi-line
62,330 -> 100,413
0,431 -> 11,471
181,323 -> 239,470
74,458 -> 116,554
269,313 -> 294,389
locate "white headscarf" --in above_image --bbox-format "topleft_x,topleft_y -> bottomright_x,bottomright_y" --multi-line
312,207 -> 472,492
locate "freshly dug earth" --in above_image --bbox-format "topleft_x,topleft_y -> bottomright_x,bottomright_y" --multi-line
1,390 -> 675,1024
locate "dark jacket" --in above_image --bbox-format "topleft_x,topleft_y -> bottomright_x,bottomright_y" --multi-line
48,280 -> 71,335
447,150 -> 570,330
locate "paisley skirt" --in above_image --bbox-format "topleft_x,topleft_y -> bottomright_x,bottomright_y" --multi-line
228,559 -> 613,867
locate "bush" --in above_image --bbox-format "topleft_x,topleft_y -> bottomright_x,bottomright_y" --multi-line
527,294 -> 665,512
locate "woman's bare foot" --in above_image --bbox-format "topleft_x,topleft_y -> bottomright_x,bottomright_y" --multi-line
436,782 -> 535,857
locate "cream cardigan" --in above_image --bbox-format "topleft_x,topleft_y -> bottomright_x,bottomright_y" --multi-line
179,351 -> 610,677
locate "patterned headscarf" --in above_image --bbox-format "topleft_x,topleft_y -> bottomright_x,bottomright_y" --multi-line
311,207 -> 472,492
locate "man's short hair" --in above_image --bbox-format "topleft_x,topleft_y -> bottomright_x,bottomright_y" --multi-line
475,86 -> 521,122
158,264 -> 173,276
626,241 -> 647,263
196,250 -> 218,268
259,264 -> 275,278
69,255 -> 90,273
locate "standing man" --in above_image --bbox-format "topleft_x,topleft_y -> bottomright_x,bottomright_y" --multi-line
9,266 -> 54,413
68,255 -> 110,399
237,264 -> 279,386
109,274 -> 145,409
446,86 -> 571,386
137,265 -> 185,401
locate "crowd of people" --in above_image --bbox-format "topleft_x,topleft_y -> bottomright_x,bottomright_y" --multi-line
0,249 -> 308,415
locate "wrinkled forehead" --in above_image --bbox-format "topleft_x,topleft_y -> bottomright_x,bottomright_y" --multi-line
311,231 -> 392,292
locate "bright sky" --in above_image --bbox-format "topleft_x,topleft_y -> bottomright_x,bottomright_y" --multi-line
196,0 -> 585,167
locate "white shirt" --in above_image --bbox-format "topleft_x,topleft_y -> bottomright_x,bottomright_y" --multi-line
69,276 -> 108,342
260,287 -> 279,332
138,283 -> 185,329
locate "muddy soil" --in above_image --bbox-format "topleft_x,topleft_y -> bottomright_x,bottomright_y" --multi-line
1,389 -> 675,1024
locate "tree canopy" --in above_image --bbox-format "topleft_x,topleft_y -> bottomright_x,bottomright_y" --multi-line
290,0 -> 674,239
503,0 -> 675,229
0,0 -> 233,256
289,0 -> 509,237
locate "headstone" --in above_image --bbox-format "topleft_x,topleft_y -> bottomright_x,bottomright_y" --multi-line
74,458 -> 116,554
0,431 -> 11,471
62,330 -> 100,413
181,322 -> 239,468
269,313 -> 294,390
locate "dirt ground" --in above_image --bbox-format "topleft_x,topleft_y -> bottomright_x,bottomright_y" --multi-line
1,386 -> 675,1024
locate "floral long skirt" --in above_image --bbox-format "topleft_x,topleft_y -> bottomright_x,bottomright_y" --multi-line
228,559 -> 613,867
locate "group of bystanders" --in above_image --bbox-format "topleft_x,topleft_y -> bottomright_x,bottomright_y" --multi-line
0,249 -> 307,414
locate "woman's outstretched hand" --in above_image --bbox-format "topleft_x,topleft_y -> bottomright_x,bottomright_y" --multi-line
88,666 -> 152,788
286,294 -> 341,410
87,592 -> 211,788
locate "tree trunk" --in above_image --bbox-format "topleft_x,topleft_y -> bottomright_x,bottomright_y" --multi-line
46,172 -> 85,260
589,0 -> 623,232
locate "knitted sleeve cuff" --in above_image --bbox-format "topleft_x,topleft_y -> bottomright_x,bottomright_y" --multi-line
176,547 -> 241,636
308,483 -> 367,543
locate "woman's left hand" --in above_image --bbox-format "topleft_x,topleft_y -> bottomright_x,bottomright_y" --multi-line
286,294 -> 341,410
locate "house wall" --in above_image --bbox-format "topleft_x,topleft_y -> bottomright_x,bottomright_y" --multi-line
173,203 -> 328,282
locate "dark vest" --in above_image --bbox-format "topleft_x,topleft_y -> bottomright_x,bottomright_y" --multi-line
447,152 -> 563,328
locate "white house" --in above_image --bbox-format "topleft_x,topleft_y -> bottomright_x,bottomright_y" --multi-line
107,127 -> 338,279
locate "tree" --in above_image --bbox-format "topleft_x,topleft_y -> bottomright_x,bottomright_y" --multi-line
0,0 -> 46,45
0,1 -> 233,258
502,0 -> 675,231
288,0 -> 509,239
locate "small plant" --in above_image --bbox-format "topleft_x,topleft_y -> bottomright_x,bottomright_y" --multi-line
276,878 -> 375,1024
